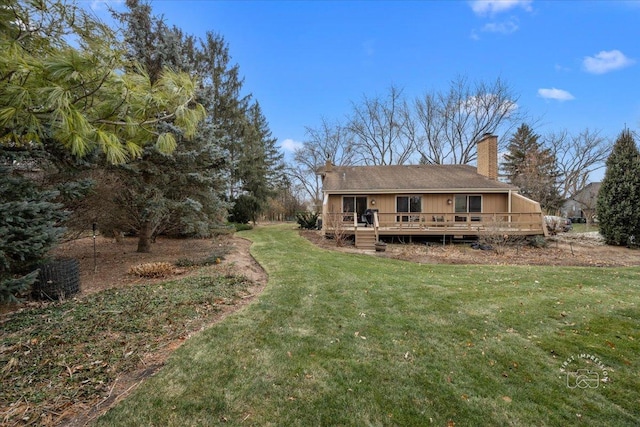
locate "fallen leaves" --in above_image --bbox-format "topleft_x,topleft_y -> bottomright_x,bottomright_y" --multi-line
0,273 -> 253,426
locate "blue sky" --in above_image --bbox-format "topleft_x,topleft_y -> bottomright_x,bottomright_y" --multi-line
88,0 -> 640,164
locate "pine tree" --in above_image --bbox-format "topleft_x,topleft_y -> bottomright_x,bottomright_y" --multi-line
112,0 -> 280,240
0,0 -> 204,300
112,0 -> 227,251
235,102 -> 285,222
1,0 -> 203,164
596,129 -> 640,246
195,32 -> 251,200
502,124 -> 563,212
0,168 -> 67,302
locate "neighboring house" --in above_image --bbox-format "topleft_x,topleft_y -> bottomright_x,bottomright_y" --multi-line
562,182 -> 601,223
318,134 -> 547,249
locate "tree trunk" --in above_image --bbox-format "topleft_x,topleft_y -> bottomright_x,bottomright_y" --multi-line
137,220 -> 152,253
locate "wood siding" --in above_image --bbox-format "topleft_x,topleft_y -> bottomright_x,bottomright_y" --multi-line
322,191 -> 545,238
325,193 -> 510,216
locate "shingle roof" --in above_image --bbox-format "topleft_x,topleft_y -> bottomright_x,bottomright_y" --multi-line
321,164 -> 517,193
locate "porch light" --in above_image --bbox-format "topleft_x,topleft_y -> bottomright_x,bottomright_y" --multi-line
447,198 -> 452,205
370,199 -> 376,205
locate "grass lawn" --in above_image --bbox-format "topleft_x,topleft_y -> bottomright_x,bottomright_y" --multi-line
97,224 -> 640,426
568,223 -> 599,233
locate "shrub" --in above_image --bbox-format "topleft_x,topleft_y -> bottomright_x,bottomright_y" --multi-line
295,211 -> 319,229
175,258 -> 197,267
478,216 -> 526,254
528,235 -> 547,248
233,223 -> 253,232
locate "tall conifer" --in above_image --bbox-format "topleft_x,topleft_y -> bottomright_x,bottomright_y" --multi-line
502,124 -> 562,212
113,0 -> 228,251
596,129 -> 640,246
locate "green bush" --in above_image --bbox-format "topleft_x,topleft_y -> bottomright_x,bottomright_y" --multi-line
295,211 -> 319,229
229,194 -> 260,224
233,223 -> 254,232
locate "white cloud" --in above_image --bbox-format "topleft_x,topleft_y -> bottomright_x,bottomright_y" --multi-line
537,88 -> 575,101
482,18 -> 519,34
280,138 -> 303,152
582,50 -> 634,74
469,1 -> 530,38
470,0 -> 533,16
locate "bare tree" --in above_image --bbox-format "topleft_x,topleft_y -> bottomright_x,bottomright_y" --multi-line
290,118 -> 356,209
413,76 -> 523,164
302,117 -> 358,167
287,163 -> 323,211
545,129 -> 611,199
412,91 -> 446,164
348,85 -> 417,165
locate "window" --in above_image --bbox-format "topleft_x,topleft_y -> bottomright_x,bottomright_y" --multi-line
455,195 -> 482,222
342,196 -> 367,222
397,196 -> 422,222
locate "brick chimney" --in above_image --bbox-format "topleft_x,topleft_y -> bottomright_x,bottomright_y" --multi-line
476,133 -> 498,180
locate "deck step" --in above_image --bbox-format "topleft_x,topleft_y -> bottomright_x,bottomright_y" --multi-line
355,228 -> 377,250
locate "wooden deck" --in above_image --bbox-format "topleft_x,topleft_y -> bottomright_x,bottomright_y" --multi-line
322,211 -> 547,248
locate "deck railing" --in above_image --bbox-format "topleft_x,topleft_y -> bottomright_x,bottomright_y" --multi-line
323,211 -> 545,235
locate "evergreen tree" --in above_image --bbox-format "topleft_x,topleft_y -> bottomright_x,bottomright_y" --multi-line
195,32 -> 250,200
112,0 -> 227,252
195,33 -> 285,223
502,124 -> 563,212
0,0 -> 204,300
236,102 -> 285,222
0,168 -> 67,302
596,129 -> 640,246
1,0 -> 203,163
229,194 -> 260,224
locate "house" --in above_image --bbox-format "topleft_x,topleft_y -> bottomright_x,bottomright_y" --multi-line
318,134 -> 547,249
562,182 -> 601,223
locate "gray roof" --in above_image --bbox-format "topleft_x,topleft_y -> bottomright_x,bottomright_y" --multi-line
321,164 -> 517,193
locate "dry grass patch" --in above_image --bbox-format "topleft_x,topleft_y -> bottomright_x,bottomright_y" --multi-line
127,262 -> 181,278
